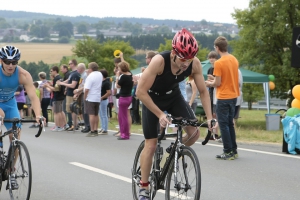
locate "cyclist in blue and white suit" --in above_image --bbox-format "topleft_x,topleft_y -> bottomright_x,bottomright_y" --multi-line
0,45 -> 43,133
0,45 -> 43,190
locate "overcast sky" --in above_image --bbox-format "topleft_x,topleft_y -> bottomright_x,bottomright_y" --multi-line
2,0 -> 250,24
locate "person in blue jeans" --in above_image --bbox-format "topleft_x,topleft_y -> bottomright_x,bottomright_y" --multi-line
205,36 -> 240,160
98,69 -> 111,135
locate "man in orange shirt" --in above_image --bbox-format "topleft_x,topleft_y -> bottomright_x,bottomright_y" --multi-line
205,36 -> 240,160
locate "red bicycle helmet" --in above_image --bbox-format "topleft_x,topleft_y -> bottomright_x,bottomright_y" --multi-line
172,28 -> 199,59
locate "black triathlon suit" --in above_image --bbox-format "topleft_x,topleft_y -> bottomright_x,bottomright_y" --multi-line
142,51 -> 196,139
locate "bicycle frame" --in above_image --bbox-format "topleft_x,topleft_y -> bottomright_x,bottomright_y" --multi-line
0,117 -> 44,175
155,125 -> 184,190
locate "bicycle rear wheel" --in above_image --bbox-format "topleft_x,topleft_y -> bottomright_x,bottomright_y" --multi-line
132,140 -> 144,200
9,141 -> 32,200
165,146 -> 201,200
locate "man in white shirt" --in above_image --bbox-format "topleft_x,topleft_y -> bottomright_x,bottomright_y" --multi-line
84,62 -> 103,137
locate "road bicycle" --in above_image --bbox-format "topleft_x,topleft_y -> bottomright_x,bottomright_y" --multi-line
0,117 -> 44,200
132,115 -> 216,200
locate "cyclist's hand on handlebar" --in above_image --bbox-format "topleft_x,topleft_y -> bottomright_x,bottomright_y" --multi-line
207,119 -> 218,131
36,116 -> 46,126
212,121 -> 218,130
159,114 -> 171,128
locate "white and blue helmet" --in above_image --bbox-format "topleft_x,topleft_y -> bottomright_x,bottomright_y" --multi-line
0,45 -> 21,60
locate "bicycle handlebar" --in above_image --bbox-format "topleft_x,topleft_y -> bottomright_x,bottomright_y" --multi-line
0,117 -> 45,138
158,114 -> 217,144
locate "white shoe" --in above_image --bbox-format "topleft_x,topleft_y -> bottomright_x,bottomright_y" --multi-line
52,127 -> 59,132
56,127 -> 64,132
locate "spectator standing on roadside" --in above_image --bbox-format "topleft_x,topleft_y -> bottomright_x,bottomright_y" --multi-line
185,75 -> 197,112
74,64 -> 91,133
84,62 -> 103,137
98,69 -> 111,135
38,72 -> 51,127
206,51 -> 219,139
57,59 -> 80,131
205,36 -> 240,160
15,85 -> 26,119
44,66 -> 67,131
29,81 -> 41,128
60,64 -> 71,129
234,69 -> 243,126
115,59 -> 133,140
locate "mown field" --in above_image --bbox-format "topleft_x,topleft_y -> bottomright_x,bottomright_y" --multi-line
0,43 -> 75,64
0,43 -> 149,65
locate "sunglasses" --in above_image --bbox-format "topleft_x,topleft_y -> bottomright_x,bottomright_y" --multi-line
176,56 -> 193,63
2,59 -> 18,65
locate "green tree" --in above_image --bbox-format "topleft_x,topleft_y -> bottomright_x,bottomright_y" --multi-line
0,17 -> 11,29
242,83 -> 264,110
77,23 -> 88,34
58,36 -> 70,43
59,27 -> 72,38
29,24 -> 50,38
231,0 -> 300,100
54,21 -> 73,38
72,36 -> 138,75
20,61 -> 50,81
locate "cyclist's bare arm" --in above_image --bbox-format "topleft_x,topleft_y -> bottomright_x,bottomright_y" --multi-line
191,58 -> 213,125
136,55 -> 170,127
18,66 -> 42,123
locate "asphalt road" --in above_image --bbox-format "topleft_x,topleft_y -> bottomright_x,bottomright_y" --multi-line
0,123 -> 299,200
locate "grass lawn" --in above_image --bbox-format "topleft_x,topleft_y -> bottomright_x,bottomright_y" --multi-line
108,108 -> 283,145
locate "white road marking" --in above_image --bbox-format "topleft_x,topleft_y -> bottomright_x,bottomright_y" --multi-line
197,142 -> 300,159
129,132 -> 300,160
70,162 -> 132,183
70,162 -> 195,198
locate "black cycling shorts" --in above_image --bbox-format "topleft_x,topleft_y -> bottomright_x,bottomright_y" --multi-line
142,89 -> 196,139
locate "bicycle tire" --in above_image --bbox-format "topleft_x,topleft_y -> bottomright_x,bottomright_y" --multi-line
275,109 -> 287,119
132,140 -> 145,200
9,141 -> 32,200
165,146 -> 201,200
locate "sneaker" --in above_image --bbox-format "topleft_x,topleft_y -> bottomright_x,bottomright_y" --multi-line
86,131 -> 98,137
10,174 -> 19,190
139,188 -> 150,200
81,128 -> 91,133
64,124 -> 70,131
98,129 -> 104,133
56,127 -> 64,132
233,150 -> 238,159
52,127 -> 60,132
216,138 -> 223,143
98,131 -> 108,135
216,152 -> 235,160
29,124 -> 36,128
67,126 -> 74,131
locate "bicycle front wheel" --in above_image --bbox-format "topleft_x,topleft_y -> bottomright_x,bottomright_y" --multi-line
132,140 -> 144,200
165,146 -> 201,200
9,141 -> 32,200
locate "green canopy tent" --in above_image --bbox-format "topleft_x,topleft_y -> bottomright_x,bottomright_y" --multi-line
131,67 -> 144,75
201,60 -> 271,113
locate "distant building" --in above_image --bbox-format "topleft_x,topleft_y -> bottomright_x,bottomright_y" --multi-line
74,29 -> 132,39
